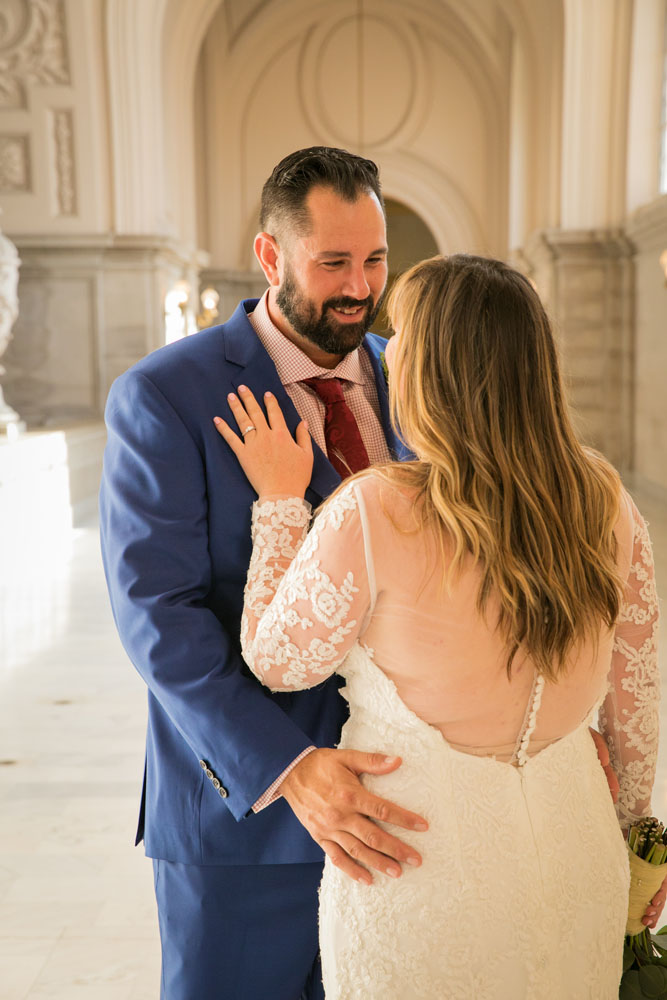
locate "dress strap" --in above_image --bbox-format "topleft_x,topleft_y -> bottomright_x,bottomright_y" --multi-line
510,672 -> 546,767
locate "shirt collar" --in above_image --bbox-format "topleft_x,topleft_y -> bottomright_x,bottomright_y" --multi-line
248,291 -> 367,386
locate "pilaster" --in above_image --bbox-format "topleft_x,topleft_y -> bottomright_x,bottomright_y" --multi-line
520,228 -> 635,472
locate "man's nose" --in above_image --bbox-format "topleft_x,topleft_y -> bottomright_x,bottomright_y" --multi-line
341,267 -> 371,301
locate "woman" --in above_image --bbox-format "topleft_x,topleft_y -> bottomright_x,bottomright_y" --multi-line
214,255 -> 660,998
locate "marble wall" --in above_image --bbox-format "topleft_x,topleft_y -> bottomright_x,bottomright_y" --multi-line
0,0 -> 664,499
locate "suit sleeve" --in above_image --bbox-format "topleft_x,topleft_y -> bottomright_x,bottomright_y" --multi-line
99,369 -> 317,821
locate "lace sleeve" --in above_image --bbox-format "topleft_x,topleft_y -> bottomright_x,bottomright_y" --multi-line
241,483 -> 372,692
599,499 -> 661,829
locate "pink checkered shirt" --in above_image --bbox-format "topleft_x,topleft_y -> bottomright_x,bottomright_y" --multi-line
248,291 -> 391,812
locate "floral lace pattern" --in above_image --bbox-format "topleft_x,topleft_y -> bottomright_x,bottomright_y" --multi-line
319,645 -> 629,999
599,504 -> 661,828
240,483 -> 659,997
241,489 -> 367,691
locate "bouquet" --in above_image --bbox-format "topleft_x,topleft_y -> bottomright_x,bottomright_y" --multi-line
620,817 -> 667,999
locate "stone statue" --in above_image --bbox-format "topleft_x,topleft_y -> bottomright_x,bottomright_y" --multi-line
0,216 -> 23,432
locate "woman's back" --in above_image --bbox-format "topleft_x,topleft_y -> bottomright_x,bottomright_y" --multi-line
357,474 -> 655,783
275,472 -> 656,1000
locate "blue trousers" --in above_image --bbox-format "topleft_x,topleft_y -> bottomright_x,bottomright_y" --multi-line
153,859 -> 325,1000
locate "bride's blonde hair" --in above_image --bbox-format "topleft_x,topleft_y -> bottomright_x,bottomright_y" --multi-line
377,254 -> 622,681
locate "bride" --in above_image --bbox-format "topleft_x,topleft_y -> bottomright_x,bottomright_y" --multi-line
214,253 -> 660,999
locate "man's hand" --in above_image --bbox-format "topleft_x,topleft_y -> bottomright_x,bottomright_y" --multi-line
589,728 -> 619,803
280,747 -> 428,885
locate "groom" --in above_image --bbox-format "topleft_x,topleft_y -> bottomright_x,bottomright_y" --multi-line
101,147 -> 428,1000
100,146 -> 622,999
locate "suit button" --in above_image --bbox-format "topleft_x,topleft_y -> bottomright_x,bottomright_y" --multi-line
212,778 -> 221,790
218,786 -> 228,798
199,759 -> 207,770
205,768 -> 214,780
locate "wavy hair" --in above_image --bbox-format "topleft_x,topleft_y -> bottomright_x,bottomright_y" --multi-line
377,254 -> 622,680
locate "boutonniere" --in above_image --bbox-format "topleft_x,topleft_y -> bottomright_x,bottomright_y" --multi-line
380,351 -> 389,388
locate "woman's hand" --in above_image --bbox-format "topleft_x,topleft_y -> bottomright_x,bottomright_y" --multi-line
214,385 -> 313,497
642,874 -> 667,929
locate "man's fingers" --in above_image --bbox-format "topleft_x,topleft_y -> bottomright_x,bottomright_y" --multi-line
343,749 -> 403,775
338,750 -> 428,832
321,839 -> 372,886
335,830 -> 405,878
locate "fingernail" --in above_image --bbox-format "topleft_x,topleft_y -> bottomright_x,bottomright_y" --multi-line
228,392 -> 236,400
264,391 -> 273,398
358,873 -> 372,886
213,416 -> 222,425
238,384 -> 247,392
406,856 -> 420,866
384,756 -> 400,764
386,866 -> 401,878
413,821 -> 428,831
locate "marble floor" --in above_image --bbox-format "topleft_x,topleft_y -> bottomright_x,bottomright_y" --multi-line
1,486 -> 666,999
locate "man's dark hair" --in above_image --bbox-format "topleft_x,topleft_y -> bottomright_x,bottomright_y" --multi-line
260,146 -> 384,241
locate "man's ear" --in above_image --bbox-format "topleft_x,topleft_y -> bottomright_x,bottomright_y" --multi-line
254,232 -> 281,286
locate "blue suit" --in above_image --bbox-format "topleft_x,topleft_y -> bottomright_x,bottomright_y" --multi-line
99,300 -> 405,997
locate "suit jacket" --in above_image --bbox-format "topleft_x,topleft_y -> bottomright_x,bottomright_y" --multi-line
99,299 -> 408,865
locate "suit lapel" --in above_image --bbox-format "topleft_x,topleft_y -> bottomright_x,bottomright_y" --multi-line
221,305 -> 412,507
362,335 -> 414,461
222,301 -> 340,506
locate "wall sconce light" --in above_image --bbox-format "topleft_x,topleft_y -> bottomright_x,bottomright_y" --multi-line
660,250 -> 667,287
197,287 -> 220,330
165,280 -> 190,315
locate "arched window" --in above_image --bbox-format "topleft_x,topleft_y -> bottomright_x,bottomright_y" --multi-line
661,3 -> 667,193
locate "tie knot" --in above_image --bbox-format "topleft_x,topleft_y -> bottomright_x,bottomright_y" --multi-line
302,377 -> 345,405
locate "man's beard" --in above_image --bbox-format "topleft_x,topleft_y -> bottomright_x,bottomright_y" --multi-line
276,268 -> 383,355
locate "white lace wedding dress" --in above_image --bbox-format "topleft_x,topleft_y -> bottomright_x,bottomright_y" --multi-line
240,474 -> 660,1000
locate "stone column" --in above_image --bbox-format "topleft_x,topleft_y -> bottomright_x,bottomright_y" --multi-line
519,229 -> 635,472
0,221 -> 24,433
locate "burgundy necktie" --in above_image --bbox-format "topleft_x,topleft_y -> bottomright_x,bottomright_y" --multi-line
302,377 -> 370,480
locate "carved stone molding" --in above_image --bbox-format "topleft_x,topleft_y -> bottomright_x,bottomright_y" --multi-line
0,0 -> 70,110
51,108 -> 76,215
0,134 -> 31,191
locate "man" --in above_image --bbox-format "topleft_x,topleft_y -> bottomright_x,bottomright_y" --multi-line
100,146 -> 624,999
100,147 -> 427,1000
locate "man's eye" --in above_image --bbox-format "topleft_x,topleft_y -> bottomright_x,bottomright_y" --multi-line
366,258 -> 385,266
323,261 -> 344,268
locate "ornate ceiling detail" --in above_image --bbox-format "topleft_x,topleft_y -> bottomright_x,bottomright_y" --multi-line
0,0 -> 70,109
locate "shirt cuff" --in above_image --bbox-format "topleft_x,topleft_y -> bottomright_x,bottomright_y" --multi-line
251,746 -> 317,813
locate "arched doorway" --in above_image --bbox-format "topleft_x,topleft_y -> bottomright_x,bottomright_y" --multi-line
371,198 -> 439,335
